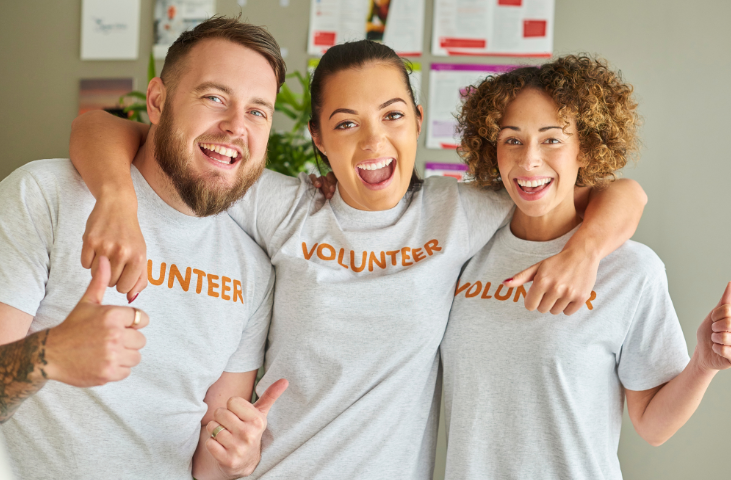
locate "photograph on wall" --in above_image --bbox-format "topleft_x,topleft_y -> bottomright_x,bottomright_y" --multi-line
80,0 -> 141,60
426,63 -> 516,149
154,0 -> 216,59
308,0 -> 424,56
431,0 -> 554,57
78,78 -> 134,117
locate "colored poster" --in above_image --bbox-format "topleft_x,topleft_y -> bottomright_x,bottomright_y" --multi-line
424,162 -> 468,181
154,0 -> 216,59
308,58 -> 423,103
426,63 -> 516,149
308,0 -> 424,57
78,78 -> 135,117
80,0 -> 141,60
431,0 -> 554,57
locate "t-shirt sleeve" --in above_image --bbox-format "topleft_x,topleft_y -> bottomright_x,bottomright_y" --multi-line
227,169 -> 309,256
0,168 -> 54,317
224,265 -> 275,373
457,183 -> 515,257
618,262 -> 690,391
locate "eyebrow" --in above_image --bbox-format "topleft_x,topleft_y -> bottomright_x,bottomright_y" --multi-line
328,97 -> 407,120
251,97 -> 275,115
193,82 -> 232,96
500,126 -> 563,132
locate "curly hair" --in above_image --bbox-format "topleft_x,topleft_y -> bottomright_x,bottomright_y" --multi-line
457,55 -> 640,190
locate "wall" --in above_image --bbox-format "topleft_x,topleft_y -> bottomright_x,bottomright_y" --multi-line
1,1 -> 730,479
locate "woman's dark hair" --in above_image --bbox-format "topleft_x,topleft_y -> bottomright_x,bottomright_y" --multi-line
309,40 -> 423,191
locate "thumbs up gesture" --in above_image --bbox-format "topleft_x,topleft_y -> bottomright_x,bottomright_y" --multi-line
42,256 -> 149,387
696,282 -> 731,372
204,379 -> 289,478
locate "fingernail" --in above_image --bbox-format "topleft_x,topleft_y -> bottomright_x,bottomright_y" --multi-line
503,278 -> 513,284
128,293 -> 139,304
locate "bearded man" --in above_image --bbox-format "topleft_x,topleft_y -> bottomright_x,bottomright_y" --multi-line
0,17 -> 286,480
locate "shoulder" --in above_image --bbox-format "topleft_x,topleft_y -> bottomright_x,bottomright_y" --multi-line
605,240 -> 666,277
14,159 -> 81,185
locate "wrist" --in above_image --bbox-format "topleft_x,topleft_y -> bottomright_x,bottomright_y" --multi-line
564,232 -> 602,263
689,349 -> 719,379
98,183 -> 137,210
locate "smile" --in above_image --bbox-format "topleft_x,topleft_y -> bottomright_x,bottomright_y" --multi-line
514,177 -> 553,201
355,157 -> 396,190
199,142 -> 241,167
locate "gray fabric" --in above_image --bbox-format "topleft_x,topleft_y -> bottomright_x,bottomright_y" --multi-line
0,159 -> 274,480
226,169 -> 513,479
441,223 -> 690,480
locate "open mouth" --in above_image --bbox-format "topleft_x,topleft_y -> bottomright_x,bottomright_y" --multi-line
514,177 -> 553,199
355,158 -> 396,189
199,143 -> 240,166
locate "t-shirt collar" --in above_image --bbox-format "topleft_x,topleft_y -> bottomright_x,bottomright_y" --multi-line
131,165 -> 215,228
497,220 -> 582,256
328,184 -> 411,230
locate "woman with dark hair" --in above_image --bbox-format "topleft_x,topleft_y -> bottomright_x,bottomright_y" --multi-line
442,56 -> 731,479
69,41 -> 648,478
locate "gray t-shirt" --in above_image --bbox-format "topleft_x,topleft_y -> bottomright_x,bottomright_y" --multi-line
441,223 -> 690,480
0,159 -> 274,480
227,170 -> 513,479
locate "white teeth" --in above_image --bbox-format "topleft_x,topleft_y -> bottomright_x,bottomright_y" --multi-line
357,158 -> 394,171
200,143 -> 238,159
517,178 -> 551,188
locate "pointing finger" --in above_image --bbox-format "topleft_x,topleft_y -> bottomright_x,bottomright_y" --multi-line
503,262 -> 539,288
80,256 -> 111,305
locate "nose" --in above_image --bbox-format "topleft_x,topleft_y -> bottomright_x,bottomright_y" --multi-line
359,119 -> 385,152
517,142 -> 543,171
219,108 -> 247,139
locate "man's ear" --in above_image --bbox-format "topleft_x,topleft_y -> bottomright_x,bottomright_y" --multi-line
146,77 -> 166,125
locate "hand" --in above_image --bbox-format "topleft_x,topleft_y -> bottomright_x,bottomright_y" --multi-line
43,256 -> 149,387
309,171 -> 337,200
81,194 -> 147,302
504,246 -> 599,315
696,282 -> 731,372
204,379 -> 289,478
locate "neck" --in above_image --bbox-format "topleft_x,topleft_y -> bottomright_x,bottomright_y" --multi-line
132,126 -> 197,217
510,194 -> 582,242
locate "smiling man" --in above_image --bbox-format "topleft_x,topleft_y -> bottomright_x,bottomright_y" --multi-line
0,17 -> 287,479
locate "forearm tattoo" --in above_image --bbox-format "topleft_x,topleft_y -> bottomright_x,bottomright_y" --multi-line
0,329 -> 49,423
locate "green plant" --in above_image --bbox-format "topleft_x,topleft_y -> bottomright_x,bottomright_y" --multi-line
118,52 -> 157,123
266,71 -> 320,177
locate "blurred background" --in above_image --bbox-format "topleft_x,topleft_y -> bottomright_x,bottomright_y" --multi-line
1,1 -> 730,478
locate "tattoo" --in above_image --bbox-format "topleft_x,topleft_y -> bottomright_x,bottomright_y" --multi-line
0,329 -> 50,423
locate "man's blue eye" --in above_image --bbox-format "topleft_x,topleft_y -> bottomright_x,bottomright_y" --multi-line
207,96 -> 222,103
251,110 -> 265,117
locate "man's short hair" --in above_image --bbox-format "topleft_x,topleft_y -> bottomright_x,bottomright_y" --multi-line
160,15 -> 286,94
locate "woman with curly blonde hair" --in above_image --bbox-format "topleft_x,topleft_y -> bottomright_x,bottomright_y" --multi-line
440,55 -> 731,479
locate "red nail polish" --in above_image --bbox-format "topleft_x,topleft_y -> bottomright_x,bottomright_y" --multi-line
503,278 -> 513,284
128,293 -> 139,304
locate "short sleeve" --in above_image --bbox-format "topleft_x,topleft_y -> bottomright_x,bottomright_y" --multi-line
457,183 -> 514,256
618,267 -> 690,391
0,168 -> 54,316
224,265 -> 275,373
227,169 -> 309,256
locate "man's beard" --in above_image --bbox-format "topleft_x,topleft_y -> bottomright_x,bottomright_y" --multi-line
154,104 -> 264,217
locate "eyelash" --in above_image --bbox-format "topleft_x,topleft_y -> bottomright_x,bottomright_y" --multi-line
334,111 -> 405,130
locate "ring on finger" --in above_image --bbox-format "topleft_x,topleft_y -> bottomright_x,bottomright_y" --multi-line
211,425 -> 226,439
131,308 -> 141,327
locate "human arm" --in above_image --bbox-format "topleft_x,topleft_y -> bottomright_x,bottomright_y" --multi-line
625,283 -> 731,446
192,372 -> 289,479
69,111 -> 150,301
504,178 -> 647,314
0,257 -> 148,423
